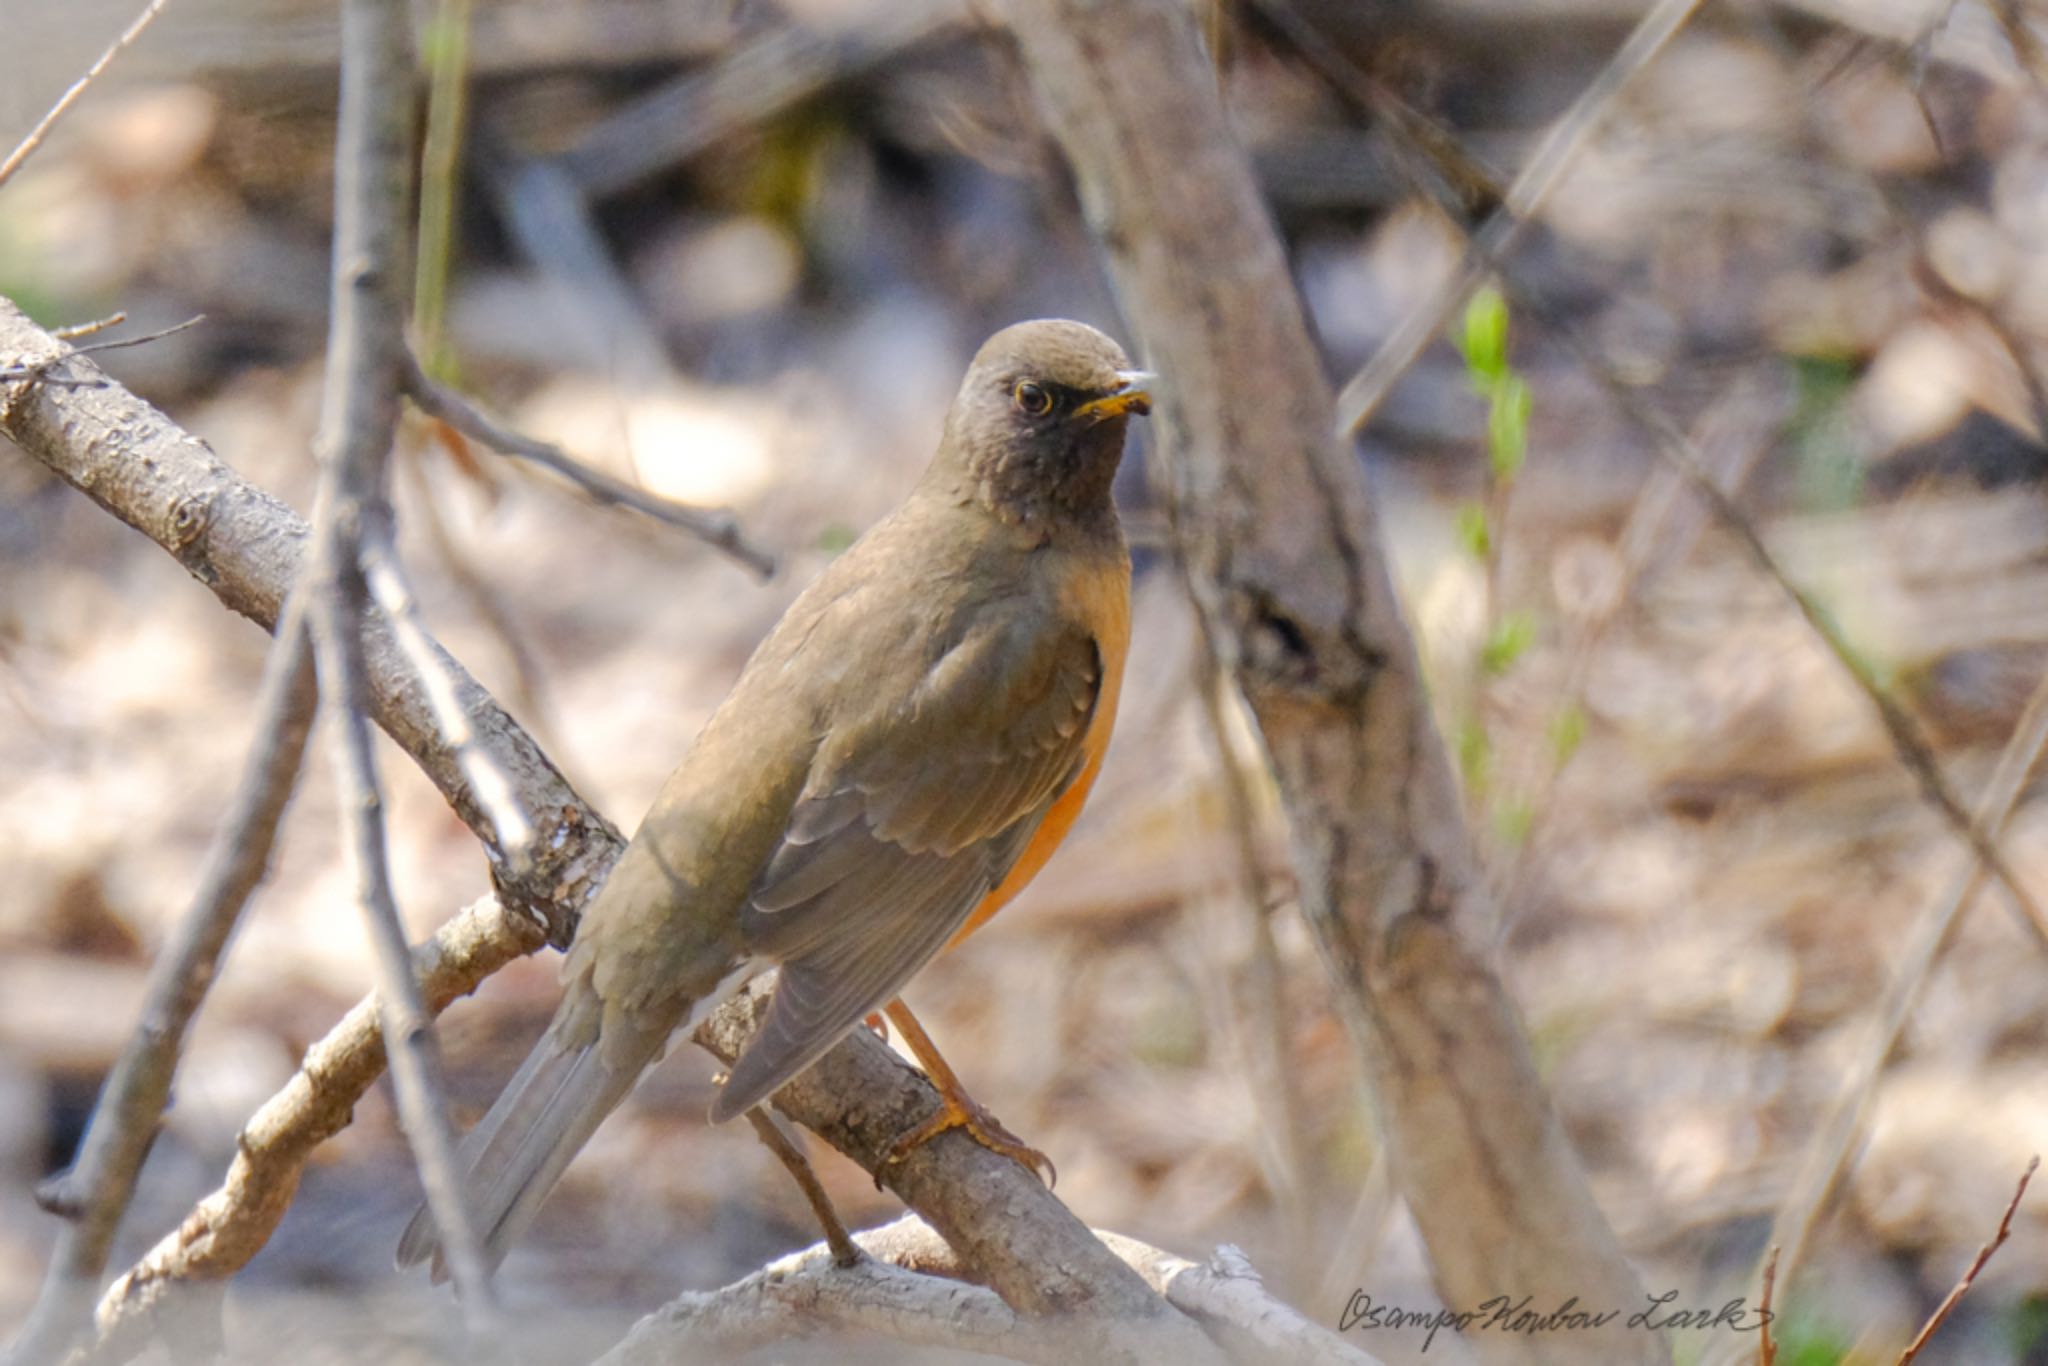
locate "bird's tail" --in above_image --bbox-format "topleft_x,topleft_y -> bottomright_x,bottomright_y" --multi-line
395,994 -> 654,1281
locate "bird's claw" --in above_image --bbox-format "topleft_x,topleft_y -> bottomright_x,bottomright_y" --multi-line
879,1090 -> 1056,1188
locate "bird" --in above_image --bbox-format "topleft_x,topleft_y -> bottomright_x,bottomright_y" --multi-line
398,318 -> 1151,1277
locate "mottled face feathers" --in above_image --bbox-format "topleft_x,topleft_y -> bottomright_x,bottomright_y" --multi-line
937,319 -> 1152,529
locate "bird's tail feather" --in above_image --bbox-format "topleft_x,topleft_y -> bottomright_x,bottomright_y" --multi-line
394,1017 -> 653,1279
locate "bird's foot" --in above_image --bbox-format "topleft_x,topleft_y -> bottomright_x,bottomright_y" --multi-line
863,1010 -> 890,1043
882,1089 -> 1056,1187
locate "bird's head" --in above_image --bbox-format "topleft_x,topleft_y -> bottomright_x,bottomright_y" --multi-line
936,319 -> 1152,530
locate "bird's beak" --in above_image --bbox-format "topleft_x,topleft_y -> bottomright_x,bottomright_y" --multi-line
1076,369 -> 1155,422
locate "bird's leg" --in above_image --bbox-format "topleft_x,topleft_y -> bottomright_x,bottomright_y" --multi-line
863,1010 -> 890,1043
878,998 -> 1055,1186
743,1107 -> 862,1266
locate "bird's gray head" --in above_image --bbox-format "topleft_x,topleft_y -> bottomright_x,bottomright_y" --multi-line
935,319 -> 1152,529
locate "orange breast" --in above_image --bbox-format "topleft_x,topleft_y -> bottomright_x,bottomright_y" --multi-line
948,555 -> 1130,947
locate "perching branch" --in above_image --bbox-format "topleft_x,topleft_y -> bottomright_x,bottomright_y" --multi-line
998,2 -> 1664,1361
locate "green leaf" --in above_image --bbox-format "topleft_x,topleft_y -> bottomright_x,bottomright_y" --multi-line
1488,373 -> 1531,479
1480,611 -> 1536,676
1455,502 -> 1491,560
816,523 -> 857,554
1458,285 -> 1510,385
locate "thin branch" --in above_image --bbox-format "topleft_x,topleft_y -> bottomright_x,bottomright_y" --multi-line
4,606 -> 317,1366
1331,0 -> 1708,437
1894,1156 -> 2037,1365
1757,662 -> 2048,1303
361,541 -> 534,871
0,0 -> 172,192
1530,295 -> 2048,950
304,0 -> 491,1315
50,312 -> 126,341
400,347 -> 776,578
557,7 -> 959,201
1757,1245 -> 1779,1366
1186,628 -> 1312,1271
0,316 -> 204,382
1096,1233 -> 1387,1366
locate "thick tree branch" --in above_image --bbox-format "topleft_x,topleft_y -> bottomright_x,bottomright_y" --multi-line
605,1215 -> 1379,1366
0,294 -> 621,948
998,3 -> 1664,1362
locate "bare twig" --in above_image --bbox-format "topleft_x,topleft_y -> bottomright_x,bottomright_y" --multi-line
1186,630 -> 1312,1273
0,0 -> 172,192
557,7 -> 959,200
400,347 -> 776,578
1532,299 -> 2048,950
0,316 -> 204,382
304,0 -> 492,1316
1757,1245 -> 1779,1366
1097,1233 -> 1387,1366
1894,1156 -> 2037,1365
50,312 -> 126,340
412,0 -> 475,379
361,543 -> 534,870
1331,0 -> 1707,438
4,607 -> 317,1366
743,1109 -> 861,1268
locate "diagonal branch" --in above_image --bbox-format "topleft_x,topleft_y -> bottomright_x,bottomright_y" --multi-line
75,897 -> 546,1366
1329,0 -> 1708,438
3,605 -> 317,1366
0,294 -> 622,949
399,348 -> 775,579
0,0 -> 172,192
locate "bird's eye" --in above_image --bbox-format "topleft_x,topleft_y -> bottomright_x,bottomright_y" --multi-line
1013,381 -> 1054,417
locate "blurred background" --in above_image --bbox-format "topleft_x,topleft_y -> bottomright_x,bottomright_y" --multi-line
4,0 -> 2048,1361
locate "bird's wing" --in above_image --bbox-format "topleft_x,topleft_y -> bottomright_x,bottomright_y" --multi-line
710,616 -> 1102,1120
